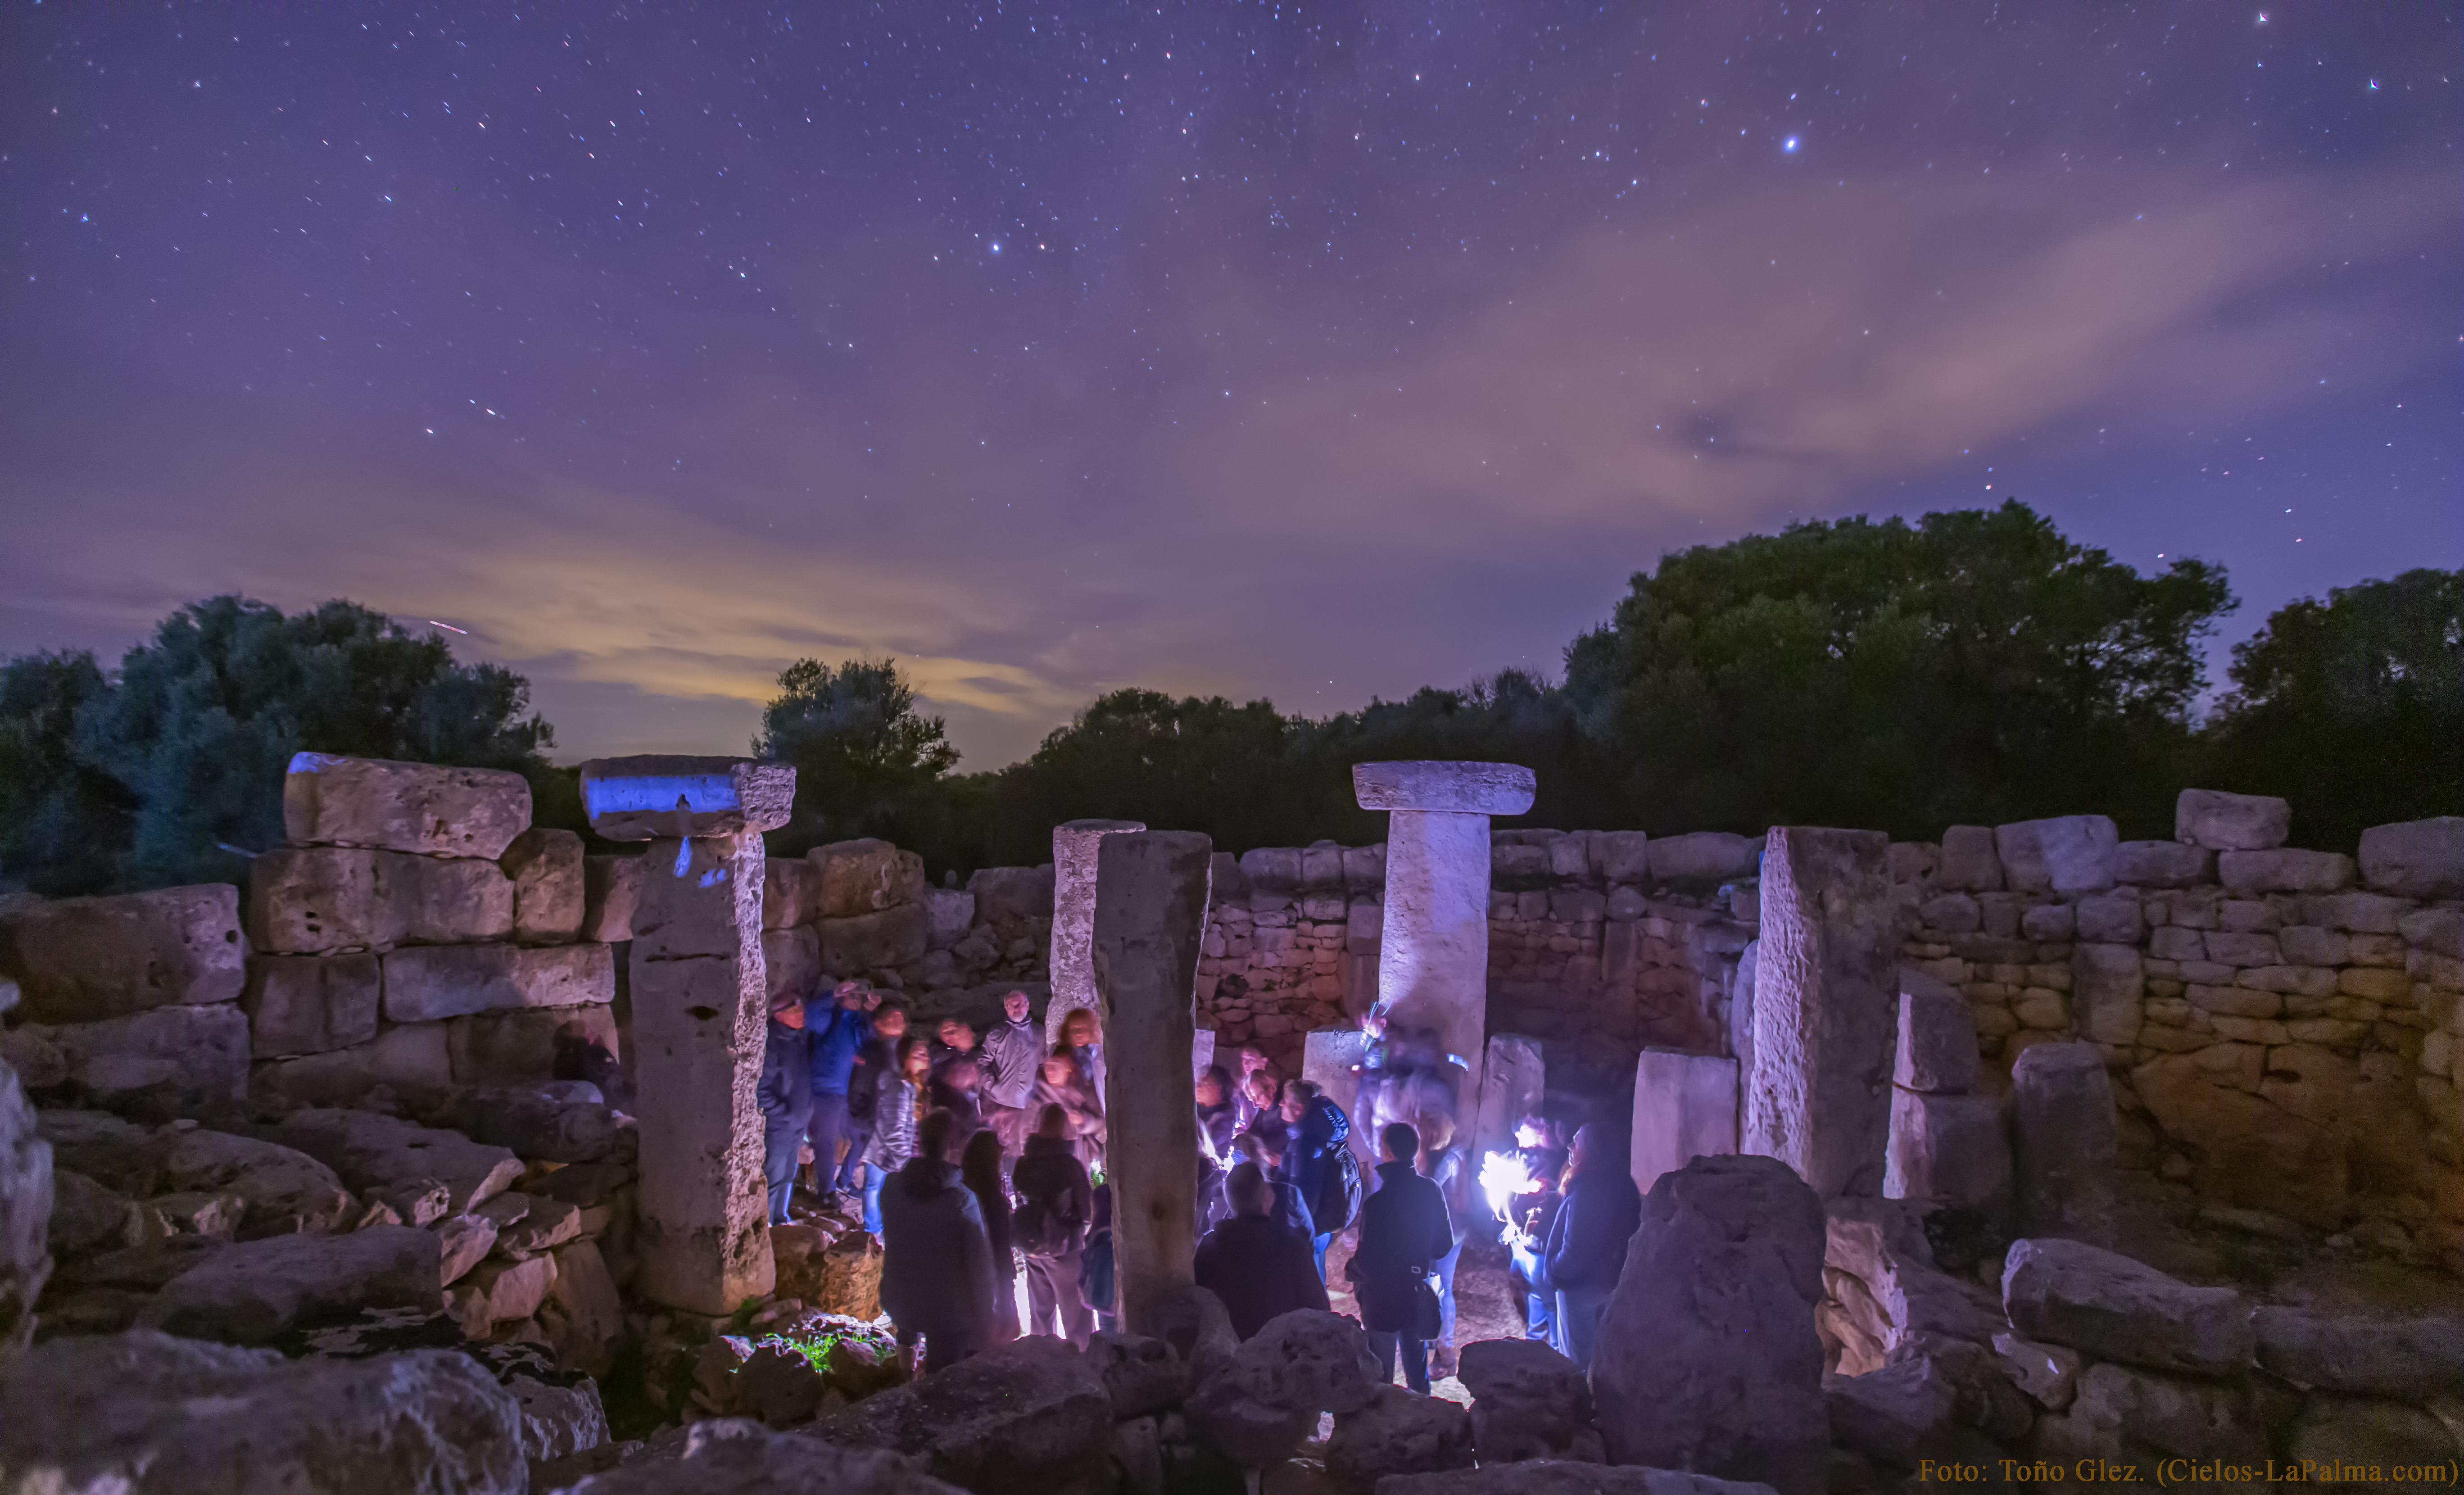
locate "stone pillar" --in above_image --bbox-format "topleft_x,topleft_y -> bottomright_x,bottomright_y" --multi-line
2010,1041 -> 2117,1244
1472,1032 -> 1545,1176
1352,761 -> 1535,1159
1630,1049 -> 1739,1195
1743,827 -> 1895,1199
580,755 -> 794,1315
1049,819 -> 1145,1050
1092,829 -> 1213,1336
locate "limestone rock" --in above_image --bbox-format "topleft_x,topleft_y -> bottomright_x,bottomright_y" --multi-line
1822,1357 -> 1995,1472
812,1333 -> 1113,1495
0,1024 -> 63,1090
1991,1330 -> 2081,1412
2175,789 -> 2291,851
1645,832 -> 1762,885
1894,971 -> 1978,1094
771,1222 -> 883,1319
243,952 -> 381,1056
0,883 -> 246,1023
1352,760 -> 1536,815
1591,1154 -> 1828,1495
580,853 -> 645,942
247,846 -> 398,952
761,855 -> 818,930
156,1127 -> 356,1236
2219,847 -> 2355,894
1326,1385 -> 1473,1492
282,752 -> 529,856
2116,840 -> 2214,888
2002,1237 -> 2253,1374
458,1252 -> 558,1330
2008,1042 -> 2116,1242
257,1019 -> 455,1105
437,1213 -> 498,1285
762,925 -> 822,997
1186,1372 -> 1315,1468
2031,1361 -> 2267,1466
382,942 -> 615,1023
1935,826 -> 2003,892
508,1373 -> 609,1461
390,854 -> 518,943
31,1002 -> 251,1114
276,1106 -> 524,1214
557,1421 -> 965,1494
1230,1308 -> 1386,1417
820,903 -> 932,976
1992,815 -> 2118,895
1377,1460 -> 1783,1494
810,837 -> 928,917
502,828 -> 586,944
1884,1091 -> 2008,1211
497,1195 -> 583,1255
2252,1306 -> 2464,1397
2286,1394 -> 2462,1476
446,1003 -> 616,1088
1594,830 -> 1651,883
1,1055 -> 52,1350
430,1084 -> 628,1164
921,888 -> 976,950
969,864 -> 1054,923
0,1328 -> 525,1494
2360,816 -> 2464,899
576,755 -> 794,841
539,1239 -> 626,1376
47,1167 -> 141,1256
34,1109 -> 157,1193
1086,1329 -> 1187,1419
141,1224 -> 442,1344
1630,1050 -> 1739,1195
1458,1337 -> 1601,1465
2070,942 -> 2143,1045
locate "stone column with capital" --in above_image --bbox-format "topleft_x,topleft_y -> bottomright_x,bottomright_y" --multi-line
1090,829 -> 1212,1336
1352,760 -> 1535,1164
579,754 -> 795,1315
1048,818 -> 1145,1050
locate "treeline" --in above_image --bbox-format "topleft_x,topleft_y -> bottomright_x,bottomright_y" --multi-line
5,503 -> 2457,897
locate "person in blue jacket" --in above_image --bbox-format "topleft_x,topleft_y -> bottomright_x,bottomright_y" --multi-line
1540,1123 -> 1642,1370
756,991 -> 812,1224
805,980 -> 879,1208
1278,1078 -> 1351,1278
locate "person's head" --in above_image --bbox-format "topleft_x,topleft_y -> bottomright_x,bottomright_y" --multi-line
1569,1123 -> 1623,1175
1234,1132 -> 1274,1169
897,1034 -> 932,1080
960,1125 -> 1002,1183
1037,1102 -> 1069,1139
938,1018 -> 976,1052
1245,1069 -> 1280,1110
873,1003 -> 908,1041
770,991 -> 806,1028
1419,1112 -> 1455,1158
836,979 -> 868,1010
1381,1121 -> 1421,1166
1063,1008 -> 1099,1048
1196,1065 -> 1231,1108
1237,1044 -> 1269,1078
917,1107 -> 957,1163
1280,1078 -> 1318,1124
1041,1050 -> 1081,1088
1226,1161 -> 1269,1218
1003,989 -> 1031,1024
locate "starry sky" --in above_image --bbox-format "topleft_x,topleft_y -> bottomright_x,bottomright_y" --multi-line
2,4 -> 2455,767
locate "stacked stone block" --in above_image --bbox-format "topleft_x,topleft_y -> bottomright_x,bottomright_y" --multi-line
244,754 -> 617,1101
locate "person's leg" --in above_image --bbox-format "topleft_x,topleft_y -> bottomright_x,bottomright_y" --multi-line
861,1166 -> 886,1235
1053,1245 -> 1092,1346
806,1093 -> 848,1200
1022,1254 -> 1057,1338
1433,1242 -> 1461,1348
762,1124 -> 799,1224
1551,1289 -> 1577,1362
1399,1335 -> 1430,1394
1364,1328 -> 1399,1385
832,1123 -> 873,1194
1525,1291 -> 1553,1341
1311,1232 -> 1332,1281
1558,1286 -> 1608,1370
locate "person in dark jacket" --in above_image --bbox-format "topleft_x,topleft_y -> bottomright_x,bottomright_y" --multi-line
1541,1124 -> 1642,1371
1012,1103 -> 1095,1345
879,1108 -> 1001,1373
1238,1069 -> 1288,1156
1196,1066 -> 1241,1160
756,992 -> 813,1225
1279,1079 -> 1351,1278
842,1001 -> 908,1197
1195,1161 -> 1331,1340
959,1126 -> 1017,1342
1345,1122 -> 1454,1392
805,981 -> 879,1207
1221,1131 -> 1315,1241
980,990 -> 1042,1154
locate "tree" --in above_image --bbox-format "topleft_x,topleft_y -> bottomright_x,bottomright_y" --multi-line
0,651 -> 133,896
17,595 -> 555,892
980,689 -> 1298,864
1562,501 -> 2235,839
752,658 -> 963,863
2199,568 -> 2463,848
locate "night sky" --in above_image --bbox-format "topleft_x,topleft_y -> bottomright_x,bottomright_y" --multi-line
2,5 -> 2455,766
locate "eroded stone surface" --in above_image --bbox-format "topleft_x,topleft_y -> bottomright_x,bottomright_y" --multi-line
2002,1237 -> 2253,1375
1744,827 -> 1894,1199
276,1107 -> 523,1215
812,1334 -> 1112,1495
382,942 -> 614,1022
1993,815 -> 2118,895
140,1224 -> 442,1344
0,883 -> 246,1023
243,952 -> 380,1056
2359,816 -> 2464,899
1048,819 -> 1145,1047
1352,760 -> 1536,816
502,828 -> 586,943
2009,1042 -> 2116,1243
2175,789 -> 2291,852
285,752 -> 532,859
579,756 -> 795,841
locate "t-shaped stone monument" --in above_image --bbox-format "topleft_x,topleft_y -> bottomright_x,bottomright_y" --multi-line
1048,818 -> 1144,1050
579,754 -> 796,1315
1351,761 -> 1535,1144
1090,829 -> 1213,1336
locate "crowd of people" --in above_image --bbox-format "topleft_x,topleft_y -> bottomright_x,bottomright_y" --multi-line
754,979 -> 1643,1382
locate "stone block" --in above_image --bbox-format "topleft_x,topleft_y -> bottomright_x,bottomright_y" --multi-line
1300,842 -> 1345,887
1993,816 -> 2118,895
1604,885 -> 1646,922
30,1004 -> 249,1113
1325,1384 -> 1473,1489
2174,788 -> 2291,851
277,1106 -> 522,1215
1593,1154 -> 1829,1495
817,903 -> 929,977
1352,760 -> 1535,815
2002,1237 -> 2254,1374
446,1004 -> 616,1087
1548,887 -> 1607,924
242,952 -> 380,1056
501,829 -> 585,944
577,755 -> 793,841
2020,902 -> 2074,942
142,1224 -> 440,1344
1918,892 -> 1981,934
815,1334 -> 1114,1495
0,884 -> 247,1024
1885,1090 -> 2010,1210
1543,832 -> 1591,880
2403,906 -> 2464,959
1895,970 -> 1979,1094
580,854 -> 644,942
1744,827 -> 1895,1198
1340,843 -> 1386,890
2033,1362 -> 2268,1468
1886,840 -> 1940,886
1345,897 -> 1383,956
1647,831 -> 1763,885
245,847 -> 393,954
968,864 -> 1053,923
254,1020 -> 453,1106
283,752 -> 531,859
2010,1042 -> 2116,1242
1489,843 -> 1549,883
389,855 -> 516,944
806,838 -> 926,919
2359,816 -> 2464,898
1631,1050 -> 1739,1194
2070,943 -> 2144,1046
2073,891 -> 2143,944
759,856 -> 815,930
2218,848 -> 2355,894
759,925 -> 821,998
2252,1305 -> 2464,1397
2115,840 -> 2214,888
921,887 -> 975,949
1937,826 -> 2004,892
1592,830 -> 1650,883
381,943 -> 613,1023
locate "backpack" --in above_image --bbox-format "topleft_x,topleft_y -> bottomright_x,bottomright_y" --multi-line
1012,1161 -> 1085,1257
1317,1146 -> 1364,1234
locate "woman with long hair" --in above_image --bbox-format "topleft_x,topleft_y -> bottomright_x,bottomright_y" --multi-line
959,1127 -> 1019,1342
1060,1006 -> 1105,1105
860,1035 -> 932,1236
1033,1046 -> 1106,1166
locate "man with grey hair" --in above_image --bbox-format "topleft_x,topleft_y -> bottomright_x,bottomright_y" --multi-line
1194,1160 -> 1329,1339
981,988 -> 1042,1153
